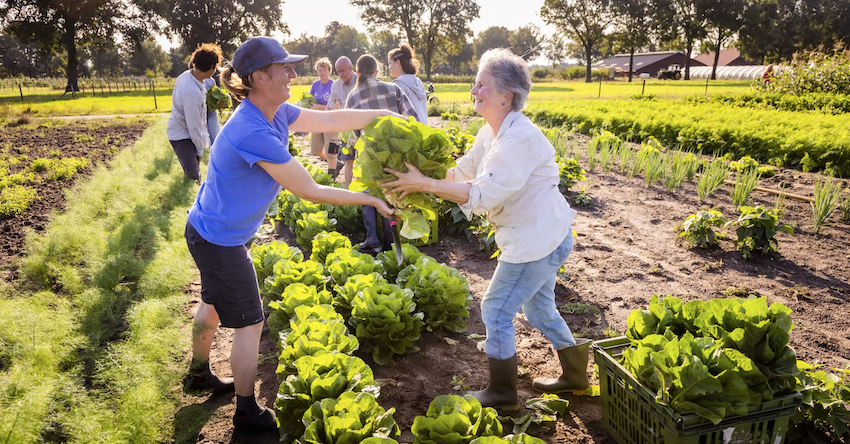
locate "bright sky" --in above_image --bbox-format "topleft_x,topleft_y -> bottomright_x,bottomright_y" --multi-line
157,0 -> 559,65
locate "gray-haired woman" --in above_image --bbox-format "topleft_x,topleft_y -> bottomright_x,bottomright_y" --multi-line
382,48 -> 588,410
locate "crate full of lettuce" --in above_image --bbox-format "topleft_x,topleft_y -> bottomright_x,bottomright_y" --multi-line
592,296 -> 801,444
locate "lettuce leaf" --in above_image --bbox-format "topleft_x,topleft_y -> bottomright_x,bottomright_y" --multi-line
349,282 -> 423,365
264,260 -> 327,302
397,256 -> 471,333
351,116 -> 456,242
267,283 -> 333,340
251,240 -> 303,288
376,243 -> 425,283
411,395 -> 502,444
332,272 -> 387,322
311,231 -> 353,265
324,248 -> 382,287
296,211 -> 337,250
299,391 -> 400,444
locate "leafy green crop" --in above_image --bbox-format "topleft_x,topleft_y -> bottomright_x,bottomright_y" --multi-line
375,243 -> 425,283
206,86 -> 231,110
445,127 -> 475,157
0,184 -> 36,217
557,157 -> 585,193
333,272 -> 387,322
278,318 -> 359,372
726,205 -> 794,259
325,249 -> 382,286
470,435 -> 546,444
297,92 -> 318,108
311,231 -> 353,265
790,361 -> 850,443
397,256 -> 471,333
276,353 -> 375,441
267,284 -> 333,340
624,295 -> 799,424
296,211 -> 337,250
264,260 -> 327,301
252,240 -> 304,287
349,282 -> 423,365
677,210 -> 726,248
352,116 -> 456,241
411,394 -> 502,444
299,391 -> 400,444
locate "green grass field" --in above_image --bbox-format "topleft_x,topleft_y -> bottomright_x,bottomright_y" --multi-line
0,80 -> 754,117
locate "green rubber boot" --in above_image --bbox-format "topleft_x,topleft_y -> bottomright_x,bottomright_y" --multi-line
532,339 -> 592,394
469,354 -> 520,411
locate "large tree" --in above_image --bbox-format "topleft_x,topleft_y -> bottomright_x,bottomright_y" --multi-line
543,34 -> 568,68
0,0 -> 158,93
128,38 -> 169,77
0,33 -> 64,77
165,0 -> 287,57
702,0 -> 744,79
473,26 -> 511,60
654,0 -> 709,80
323,22 -> 370,70
541,0 -> 614,82
509,24 -> 543,61
89,42 -> 126,77
612,0 -> 654,81
350,0 -> 480,79
370,30 -> 402,62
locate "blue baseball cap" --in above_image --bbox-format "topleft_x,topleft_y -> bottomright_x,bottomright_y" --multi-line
232,36 -> 307,78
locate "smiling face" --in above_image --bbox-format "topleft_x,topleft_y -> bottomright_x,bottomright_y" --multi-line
471,69 -> 512,118
255,62 -> 297,103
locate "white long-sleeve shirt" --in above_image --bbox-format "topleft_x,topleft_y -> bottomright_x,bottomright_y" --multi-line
451,111 -> 577,264
167,70 -> 210,155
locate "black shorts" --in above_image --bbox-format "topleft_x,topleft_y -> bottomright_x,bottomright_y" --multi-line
185,221 -> 264,328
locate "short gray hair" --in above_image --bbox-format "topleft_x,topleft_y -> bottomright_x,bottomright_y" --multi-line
478,48 -> 532,112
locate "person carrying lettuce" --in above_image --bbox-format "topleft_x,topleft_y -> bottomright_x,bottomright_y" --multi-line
183,36 -> 396,432
382,48 -> 587,410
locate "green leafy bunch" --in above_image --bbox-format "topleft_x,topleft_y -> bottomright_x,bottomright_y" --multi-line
325,249 -> 382,286
252,240 -> 304,287
278,318 -> 359,373
375,243 -> 425,283
333,272 -> 387,322
264,260 -> 327,301
277,189 -> 300,224
411,394 -> 502,444
445,126 -> 475,157
288,132 -> 299,157
311,231 -> 352,265
349,282 -> 423,365
296,211 -> 338,250
625,295 -> 799,423
287,199 -> 333,231
557,157 -> 586,193
276,353 -> 376,441
397,256 -> 472,333
677,209 -> 727,248
206,85 -> 231,110
470,435 -> 546,444
352,116 -> 457,241
790,361 -> 850,443
730,155 -> 759,172
726,205 -> 794,259
297,92 -> 318,108
268,284 -> 333,340
299,391 -> 400,444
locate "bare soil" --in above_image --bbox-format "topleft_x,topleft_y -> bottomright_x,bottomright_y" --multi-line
177,133 -> 850,444
0,119 -> 149,276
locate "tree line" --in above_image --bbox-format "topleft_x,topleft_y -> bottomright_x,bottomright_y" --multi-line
1,0 -> 847,91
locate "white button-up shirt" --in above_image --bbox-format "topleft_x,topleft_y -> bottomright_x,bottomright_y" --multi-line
451,111 -> 577,264
167,70 -> 210,155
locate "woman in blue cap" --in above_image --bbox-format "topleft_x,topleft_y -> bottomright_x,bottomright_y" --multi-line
183,36 -> 397,431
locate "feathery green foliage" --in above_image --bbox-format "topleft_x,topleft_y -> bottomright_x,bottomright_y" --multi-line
811,175 -> 843,233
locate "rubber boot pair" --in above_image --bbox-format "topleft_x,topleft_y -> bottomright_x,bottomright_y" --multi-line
532,338 -> 592,394
469,354 -> 520,411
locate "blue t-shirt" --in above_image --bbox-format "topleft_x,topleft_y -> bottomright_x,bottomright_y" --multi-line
309,79 -> 333,106
188,98 -> 301,246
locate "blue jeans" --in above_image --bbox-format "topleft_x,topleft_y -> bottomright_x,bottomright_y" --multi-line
482,233 -> 576,360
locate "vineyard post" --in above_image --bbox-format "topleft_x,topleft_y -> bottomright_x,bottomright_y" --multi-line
705,76 -> 710,95
641,79 -> 646,95
18,83 -> 23,102
598,76 -> 602,98
152,80 -> 157,109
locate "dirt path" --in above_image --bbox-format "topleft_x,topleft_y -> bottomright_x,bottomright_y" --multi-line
174,134 -> 849,444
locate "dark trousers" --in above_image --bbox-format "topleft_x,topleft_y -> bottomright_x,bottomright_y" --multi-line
170,139 -> 201,181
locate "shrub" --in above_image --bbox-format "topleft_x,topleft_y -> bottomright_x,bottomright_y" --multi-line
677,209 -> 726,248
557,157 -> 585,193
727,206 -> 793,259
772,51 -> 850,96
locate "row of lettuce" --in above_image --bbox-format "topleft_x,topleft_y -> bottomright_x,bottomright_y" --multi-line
623,296 -> 850,442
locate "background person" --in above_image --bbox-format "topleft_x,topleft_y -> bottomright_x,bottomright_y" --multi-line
381,48 -> 586,410
308,57 -> 334,159
325,56 -> 358,180
345,54 -> 416,253
185,36 -> 396,432
167,43 -> 223,182
388,43 -> 429,124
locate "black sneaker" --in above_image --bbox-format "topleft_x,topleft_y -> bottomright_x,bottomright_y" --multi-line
233,406 -> 277,431
185,371 -> 235,394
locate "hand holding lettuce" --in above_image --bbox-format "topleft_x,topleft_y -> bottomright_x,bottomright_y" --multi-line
351,116 -> 456,242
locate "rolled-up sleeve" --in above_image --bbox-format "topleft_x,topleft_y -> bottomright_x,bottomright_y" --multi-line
459,135 -> 535,218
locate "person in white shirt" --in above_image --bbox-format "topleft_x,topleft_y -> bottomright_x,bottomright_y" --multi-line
381,48 -> 587,410
167,43 -> 222,182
